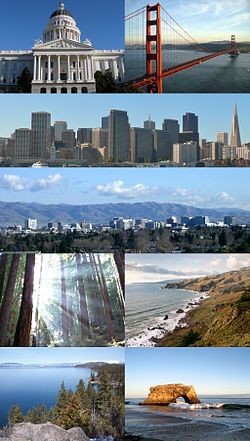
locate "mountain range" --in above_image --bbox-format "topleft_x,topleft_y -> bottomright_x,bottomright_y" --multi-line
0,201 -> 249,226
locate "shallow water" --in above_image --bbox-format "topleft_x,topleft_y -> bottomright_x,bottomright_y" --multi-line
126,397 -> 250,441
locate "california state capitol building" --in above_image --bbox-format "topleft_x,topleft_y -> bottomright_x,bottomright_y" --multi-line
0,1 -> 125,94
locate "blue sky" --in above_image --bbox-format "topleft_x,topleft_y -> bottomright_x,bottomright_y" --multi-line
126,254 -> 250,284
125,348 -> 250,397
0,347 -> 124,364
125,0 -> 250,42
0,94 -> 249,143
0,168 -> 249,210
0,0 -> 124,50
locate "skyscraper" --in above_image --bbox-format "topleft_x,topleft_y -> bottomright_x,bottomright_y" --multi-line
230,103 -> 241,147
183,112 -> 198,132
162,119 -> 179,144
31,112 -> 51,158
108,110 -> 130,161
54,121 -> 68,141
14,128 -> 32,159
217,132 -> 228,145
144,115 -> 155,130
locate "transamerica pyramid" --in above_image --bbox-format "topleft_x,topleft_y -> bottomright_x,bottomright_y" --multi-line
230,102 -> 241,147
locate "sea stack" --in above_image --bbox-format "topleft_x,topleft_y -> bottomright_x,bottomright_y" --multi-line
140,383 -> 201,405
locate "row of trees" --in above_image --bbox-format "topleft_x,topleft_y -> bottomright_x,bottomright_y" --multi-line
8,366 -> 124,439
0,253 -> 125,347
1,227 -> 249,253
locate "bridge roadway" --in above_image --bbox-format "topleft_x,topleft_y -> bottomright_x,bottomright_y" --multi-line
123,48 -> 236,89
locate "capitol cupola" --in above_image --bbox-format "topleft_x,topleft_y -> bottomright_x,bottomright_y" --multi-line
43,2 -> 81,43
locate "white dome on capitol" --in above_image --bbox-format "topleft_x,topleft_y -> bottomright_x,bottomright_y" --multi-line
43,2 -> 81,43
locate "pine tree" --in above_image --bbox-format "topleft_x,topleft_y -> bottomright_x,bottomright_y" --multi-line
96,368 -> 113,436
40,403 -> 48,423
76,379 -> 86,406
54,381 -> 71,419
85,381 -> 96,411
10,405 -> 24,424
8,403 -> 15,425
24,409 -> 33,423
56,395 -> 83,430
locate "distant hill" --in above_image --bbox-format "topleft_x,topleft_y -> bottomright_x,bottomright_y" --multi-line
0,201 -> 249,226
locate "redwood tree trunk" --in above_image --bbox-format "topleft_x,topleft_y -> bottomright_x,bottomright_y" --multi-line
0,254 -> 8,304
60,257 -> 70,346
0,254 -> 20,346
14,254 -> 35,347
76,254 -> 90,340
114,252 -> 125,293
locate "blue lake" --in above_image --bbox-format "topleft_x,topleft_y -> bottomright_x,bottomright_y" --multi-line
0,367 -> 90,428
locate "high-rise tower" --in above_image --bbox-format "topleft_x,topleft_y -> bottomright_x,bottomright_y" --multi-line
230,103 -> 241,147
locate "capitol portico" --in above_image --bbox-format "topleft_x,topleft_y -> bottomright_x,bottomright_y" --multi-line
0,2 -> 125,93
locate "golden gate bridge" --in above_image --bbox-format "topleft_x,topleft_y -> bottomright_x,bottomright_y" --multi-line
124,3 -> 239,93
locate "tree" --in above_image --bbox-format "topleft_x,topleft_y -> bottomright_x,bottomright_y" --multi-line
14,254 -> 35,346
219,230 -> 227,246
8,404 -> 24,425
76,254 -> 90,340
76,379 -> 86,406
0,253 -> 8,303
56,395 -> 85,430
0,254 -> 20,346
54,381 -> 71,419
60,257 -> 70,346
94,70 -> 122,93
16,67 -> 32,93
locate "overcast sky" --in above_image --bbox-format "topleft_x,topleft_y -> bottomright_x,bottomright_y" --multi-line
125,254 -> 250,284
0,168 -> 249,210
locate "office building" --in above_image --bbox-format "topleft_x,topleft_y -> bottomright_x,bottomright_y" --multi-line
31,112 -> 51,158
162,119 -> 179,144
54,121 -> 68,141
217,132 -> 228,145
130,127 -> 154,162
77,128 -> 92,144
144,116 -> 155,130
14,128 -> 32,159
153,130 -> 172,161
173,142 -> 198,164
108,110 -> 130,161
25,218 -> 38,229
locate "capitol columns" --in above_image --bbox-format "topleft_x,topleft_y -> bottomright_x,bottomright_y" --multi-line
67,55 -> 71,81
33,56 -> 37,81
38,55 -> 41,81
77,55 -> 80,81
57,55 -> 61,81
48,55 -> 51,81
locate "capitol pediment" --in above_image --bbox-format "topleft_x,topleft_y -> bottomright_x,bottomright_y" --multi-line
32,38 -> 94,51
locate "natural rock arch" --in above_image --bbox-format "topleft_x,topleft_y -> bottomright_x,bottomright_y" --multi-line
140,383 -> 201,405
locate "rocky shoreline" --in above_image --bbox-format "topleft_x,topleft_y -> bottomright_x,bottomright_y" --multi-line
126,290 -> 209,347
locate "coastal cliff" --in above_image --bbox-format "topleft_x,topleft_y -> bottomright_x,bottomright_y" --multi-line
159,267 -> 250,347
140,384 -> 200,405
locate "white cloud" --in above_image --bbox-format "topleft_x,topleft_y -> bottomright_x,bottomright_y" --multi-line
96,180 -> 159,199
0,174 -> 65,192
226,255 -> 250,270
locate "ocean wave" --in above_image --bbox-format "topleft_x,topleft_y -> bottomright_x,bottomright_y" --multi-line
169,402 -> 250,410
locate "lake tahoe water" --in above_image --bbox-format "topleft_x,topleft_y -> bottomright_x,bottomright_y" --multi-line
125,49 -> 250,93
0,366 -> 90,428
126,283 -> 207,346
126,397 -> 250,441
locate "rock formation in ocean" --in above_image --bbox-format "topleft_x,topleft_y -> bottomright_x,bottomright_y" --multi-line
140,383 -> 201,405
0,422 -> 90,441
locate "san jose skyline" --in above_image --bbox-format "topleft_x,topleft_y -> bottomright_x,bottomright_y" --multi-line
0,94 -> 248,144
0,168 -> 249,211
